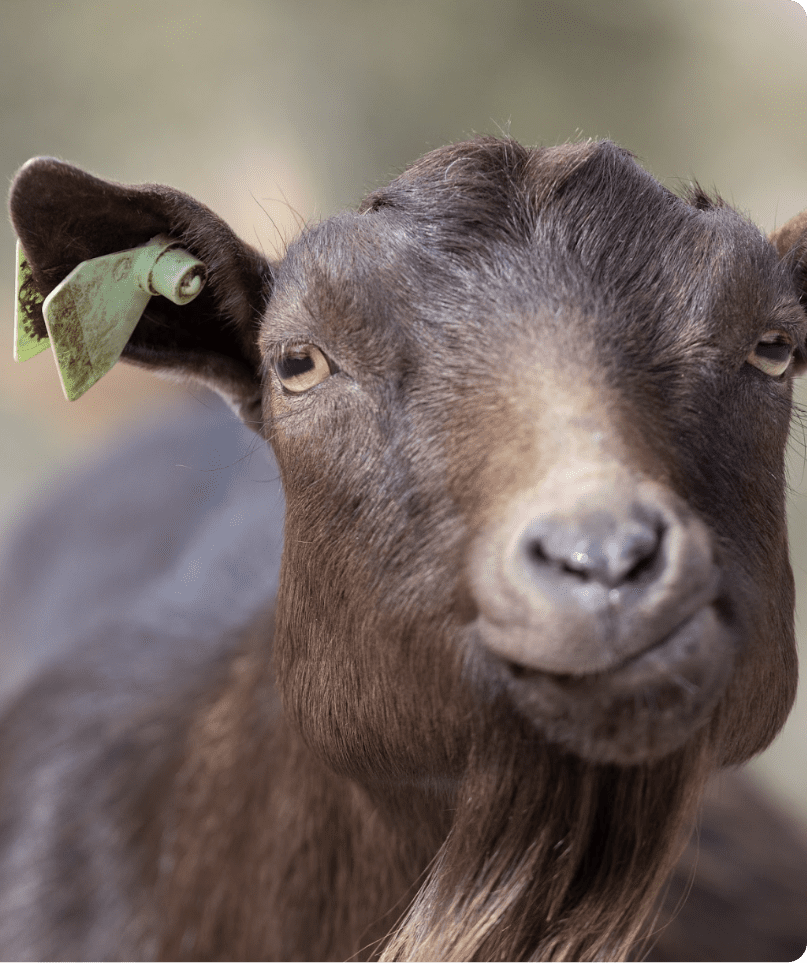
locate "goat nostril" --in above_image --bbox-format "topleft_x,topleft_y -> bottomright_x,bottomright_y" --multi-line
522,514 -> 664,588
621,534 -> 659,582
528,542 -> 595,580
611,521 -> 663,581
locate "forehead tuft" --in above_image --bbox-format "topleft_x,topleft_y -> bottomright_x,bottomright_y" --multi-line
360,138 -> 651,224
373,138 -> 775,290
274,137 -> 781,336
364,137 -> 599,202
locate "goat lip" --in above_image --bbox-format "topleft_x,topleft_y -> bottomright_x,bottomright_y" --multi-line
470,600 -> 735,695
496,604 -> 725,687
473,567 -> 722,677
479,604 -> 736,763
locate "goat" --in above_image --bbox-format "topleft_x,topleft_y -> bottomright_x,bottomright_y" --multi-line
3,137 -> 806,961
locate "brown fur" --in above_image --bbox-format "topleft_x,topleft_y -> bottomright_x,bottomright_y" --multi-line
3,137 -> 806,960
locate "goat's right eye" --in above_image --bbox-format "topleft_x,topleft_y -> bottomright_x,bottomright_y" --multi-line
747,332 -> 795,378
274,345 -> 332,394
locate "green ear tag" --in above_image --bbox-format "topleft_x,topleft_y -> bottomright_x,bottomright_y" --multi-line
14,240 -> 49,362
41,235 -> 207,401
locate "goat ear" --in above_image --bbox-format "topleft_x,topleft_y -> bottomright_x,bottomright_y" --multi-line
770,210 -> 807,376
769,209 -> 807,262
9,157 -> 273,427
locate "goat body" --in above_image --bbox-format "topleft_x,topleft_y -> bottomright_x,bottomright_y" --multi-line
3,138 -> 807,960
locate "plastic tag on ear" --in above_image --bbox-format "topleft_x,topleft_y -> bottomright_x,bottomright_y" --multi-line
35,235 -> 206,400
14,240 -> 49,362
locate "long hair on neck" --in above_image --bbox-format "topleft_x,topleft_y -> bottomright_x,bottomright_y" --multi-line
379,708 -> 713,962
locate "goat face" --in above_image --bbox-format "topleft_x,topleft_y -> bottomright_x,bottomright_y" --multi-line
10,140 -> 805,785
260,140 -> 803,775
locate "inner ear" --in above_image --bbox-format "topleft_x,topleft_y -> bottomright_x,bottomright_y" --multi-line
9,157 -> 275,428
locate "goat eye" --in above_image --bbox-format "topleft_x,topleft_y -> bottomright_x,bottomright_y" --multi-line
274,345 -> 331,394
747,332 -> 795,377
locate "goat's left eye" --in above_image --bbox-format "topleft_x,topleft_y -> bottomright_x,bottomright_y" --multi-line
274,345 -> 332,393
747,333 -> 795,377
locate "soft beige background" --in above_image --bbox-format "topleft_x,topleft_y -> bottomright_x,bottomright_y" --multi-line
1,0 -> 805,818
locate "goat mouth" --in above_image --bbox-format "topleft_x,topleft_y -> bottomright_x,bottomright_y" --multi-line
507,605 -> 719,684
477,604 -> 736,764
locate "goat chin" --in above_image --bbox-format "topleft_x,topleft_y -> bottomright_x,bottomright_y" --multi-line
472,604 -> 735,765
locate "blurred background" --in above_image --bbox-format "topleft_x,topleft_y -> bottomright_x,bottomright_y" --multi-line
0,0 -> 805,819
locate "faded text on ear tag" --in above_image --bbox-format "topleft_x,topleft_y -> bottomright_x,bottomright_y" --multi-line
42,235 -> 206,401
14,240 -> 49,362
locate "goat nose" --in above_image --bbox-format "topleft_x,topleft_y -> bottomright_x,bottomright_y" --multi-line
470,481 -> 718,675
523,511 -> 662,589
